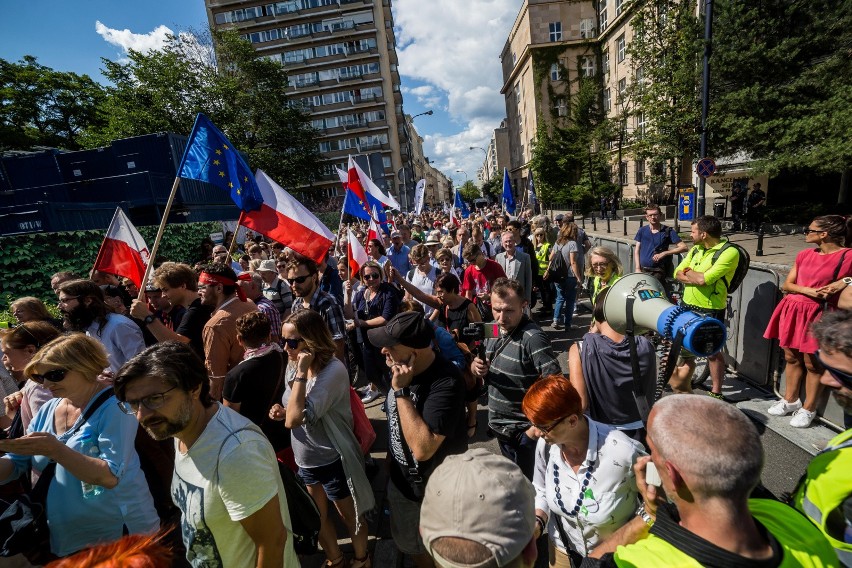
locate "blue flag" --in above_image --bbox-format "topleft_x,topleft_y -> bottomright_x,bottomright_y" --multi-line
342,188 -> 372,221
502,168 -> 516,214
454,190 -> 471,218
528,171 -> 538,211
177,113 -> 263,211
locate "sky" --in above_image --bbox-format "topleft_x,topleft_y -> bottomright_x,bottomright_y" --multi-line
0,1 -> 519,188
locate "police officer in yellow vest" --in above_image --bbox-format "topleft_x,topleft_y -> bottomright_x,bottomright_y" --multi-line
793,310 -> 852,566
581,395 -> 838,567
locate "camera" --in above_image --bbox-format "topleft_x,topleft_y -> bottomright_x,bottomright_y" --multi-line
460,322 -> 501,343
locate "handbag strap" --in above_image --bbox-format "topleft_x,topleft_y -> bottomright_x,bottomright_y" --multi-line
822,249 -> 849,310
625,297 -> 650,423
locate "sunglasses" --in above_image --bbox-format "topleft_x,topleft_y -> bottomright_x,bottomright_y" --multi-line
803,228 -> 825,235
363,273 -> 381,281
283,337 -> 303,349
286,274 -> 312,286
816,350 -> 852,388
118,386 -> 178,415
31,368 -> 69,384
533,415 -> 569,435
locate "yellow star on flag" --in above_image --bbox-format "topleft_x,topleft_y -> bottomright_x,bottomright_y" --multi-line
213,159 -> 220,166
243,176 -> 248,182
228,182 -> 233,188
218,171 -> 225,177
215,149 -> 222,155
223,144 -> 229,150
236,188 -> 241,195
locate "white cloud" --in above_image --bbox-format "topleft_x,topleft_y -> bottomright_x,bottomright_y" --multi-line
95,21 -> 174,54
394,0 -> 517,184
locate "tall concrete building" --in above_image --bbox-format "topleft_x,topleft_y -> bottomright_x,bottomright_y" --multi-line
477,119 -> 511,185
205,0 -> 407,204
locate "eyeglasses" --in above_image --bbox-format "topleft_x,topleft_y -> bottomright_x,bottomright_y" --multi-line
816,350 -> 852,388
533,415 -> 569,435
363,273 -> 381,281
17,325 -> 41,348
58,296 -> 79,305
283,337 -> 303,349
118,386 -> 178,415
31,368 -> 69,384
803,228 -> 825,235
591,262 -> 610,269
286,274 -> 312,286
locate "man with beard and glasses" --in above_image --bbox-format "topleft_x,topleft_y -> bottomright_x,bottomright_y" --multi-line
57,279 -> 145,372
114,341 -> 299,568
198,263 -> 257,401
287,257 -> 347,364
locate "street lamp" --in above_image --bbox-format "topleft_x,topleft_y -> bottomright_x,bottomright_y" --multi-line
401,110 -> 433,211
455,170 -> 468,182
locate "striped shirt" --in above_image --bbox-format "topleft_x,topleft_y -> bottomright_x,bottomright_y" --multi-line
485,317 -> 561,435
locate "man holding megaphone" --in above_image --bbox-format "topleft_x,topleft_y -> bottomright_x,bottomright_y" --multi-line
671,216 -> 740,398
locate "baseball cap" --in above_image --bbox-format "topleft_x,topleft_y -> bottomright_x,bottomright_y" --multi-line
555,214 -> 564,222
367,311 -> 434,349
257,260 -> 277,273
420,448 -> 536,568
391,230 -> 402,238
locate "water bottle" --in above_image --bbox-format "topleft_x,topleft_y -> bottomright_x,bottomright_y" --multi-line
79,433 -> 104,499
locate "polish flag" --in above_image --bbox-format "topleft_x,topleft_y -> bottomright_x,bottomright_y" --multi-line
348,156 -> 401,210
347,229 -> 369,277
241,170 -> 335,264
93,208 -> 149,288
366,205 -> 385,242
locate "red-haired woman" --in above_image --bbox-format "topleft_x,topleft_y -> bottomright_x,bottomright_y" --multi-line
523,375 -> 645,567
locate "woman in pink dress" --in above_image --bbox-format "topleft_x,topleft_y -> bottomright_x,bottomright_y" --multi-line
764,215 -> 852,428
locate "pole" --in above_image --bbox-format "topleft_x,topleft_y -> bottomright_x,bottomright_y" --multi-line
137,177 -> 181,300
623,217 -> 627,237
756,225 -> 764,256
697,0 -> 714,218
227,211 -> 245,258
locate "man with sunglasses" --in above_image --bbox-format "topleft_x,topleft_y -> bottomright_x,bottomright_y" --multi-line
114,342 -> 299,568
199,263 -> 257,401
287,258 -> 347,363
791,310 -> 852,565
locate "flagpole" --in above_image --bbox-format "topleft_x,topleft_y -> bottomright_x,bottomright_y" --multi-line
229,210 -> 246,258
137,177 -> 181,300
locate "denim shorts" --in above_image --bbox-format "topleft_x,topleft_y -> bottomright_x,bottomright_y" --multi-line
298,458 -> 351,501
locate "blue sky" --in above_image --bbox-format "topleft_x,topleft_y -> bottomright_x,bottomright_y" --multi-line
0,0 -> 517,184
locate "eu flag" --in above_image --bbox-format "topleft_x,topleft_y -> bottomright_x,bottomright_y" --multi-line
502,167 -> 516,215
177,113 -> 263,211
454,189 -> 470,219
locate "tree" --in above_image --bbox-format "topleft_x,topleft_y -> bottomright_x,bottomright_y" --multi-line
458,180 -> 480,202
628,0 -> 703,203
710,0 -> 852,205
480,172 -> 502,202
0,56 -> 107,151
89,29 -> 321,190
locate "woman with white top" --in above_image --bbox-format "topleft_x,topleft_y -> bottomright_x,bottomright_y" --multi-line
523,375 -> 645,567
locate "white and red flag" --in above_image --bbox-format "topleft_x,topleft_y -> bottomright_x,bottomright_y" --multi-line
347,229 -> 369,277
366,205 -> 383,242
241,169 -> 335,264
93,208 -> 149,288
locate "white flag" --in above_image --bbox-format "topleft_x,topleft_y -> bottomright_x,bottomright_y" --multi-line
414,179 -> 426,215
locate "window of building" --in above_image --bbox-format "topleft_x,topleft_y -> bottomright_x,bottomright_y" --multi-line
580,56 -> 595,77
555,98 -> 568,117
549,22 -> 562,42
617,34 -> 626,62
615,0 -> 624,16
620,161 -> 628,185
515,83 -> 521,104
635,160 -> 646,184
512,52 -> 517,66
580,18 -> 596,39
634,65 -> 645,93
382,156 -> 392,169
603,88 -> 611,112
600,0 -> 608,31
602,50 -> 610,77
550,63 -> 561,81
618,78 -> 627,99
636,112 -> 647,137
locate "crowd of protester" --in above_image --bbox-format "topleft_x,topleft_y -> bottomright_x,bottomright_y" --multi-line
0,204 -> 848,567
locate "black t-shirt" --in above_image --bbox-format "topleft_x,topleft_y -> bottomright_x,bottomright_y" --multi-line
223,350 -> 287,449
386,352 -> 468,502
175,298 -> 213,358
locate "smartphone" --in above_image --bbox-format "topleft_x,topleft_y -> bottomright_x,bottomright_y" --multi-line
645,462 -> 661,487
481,322 -> 501,339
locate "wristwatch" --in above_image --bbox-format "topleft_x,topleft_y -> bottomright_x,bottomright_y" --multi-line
143,314 -> 156,326
393,387 -> 412,399
843,277 -> 852,286
637,503 -> 654,527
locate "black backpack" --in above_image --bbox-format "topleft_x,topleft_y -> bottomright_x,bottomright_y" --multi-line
544,244 -> 569,282
711,241 -> 750,293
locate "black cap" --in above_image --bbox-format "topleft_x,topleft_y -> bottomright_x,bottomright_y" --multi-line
555,214 -> 564,221
368,312 -> 434,349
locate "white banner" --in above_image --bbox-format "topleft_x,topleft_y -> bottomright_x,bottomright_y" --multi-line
414,179 -> 426,215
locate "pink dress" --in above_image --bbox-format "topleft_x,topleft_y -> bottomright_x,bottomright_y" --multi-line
764,247 -> 852,353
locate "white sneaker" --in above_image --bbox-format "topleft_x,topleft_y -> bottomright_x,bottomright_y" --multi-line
789,408 -> 816,428
767,398 -> 802,416
361,388 -> 380,404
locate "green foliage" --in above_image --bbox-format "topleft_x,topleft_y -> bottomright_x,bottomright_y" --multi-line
710,0 -> 852,186
0,220 -> 222,305
86,29 -> 322,190
0,56 -> 107,151
480,173 -> 502,201
628,0 -> 703,195
458,180 -> 480,202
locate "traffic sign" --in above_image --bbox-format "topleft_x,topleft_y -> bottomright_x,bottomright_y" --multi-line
696,158 -> 716,179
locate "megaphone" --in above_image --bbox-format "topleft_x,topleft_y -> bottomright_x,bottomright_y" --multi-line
603,273 -> 726,357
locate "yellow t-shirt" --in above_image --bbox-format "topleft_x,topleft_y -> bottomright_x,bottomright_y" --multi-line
674,239 -> 739,309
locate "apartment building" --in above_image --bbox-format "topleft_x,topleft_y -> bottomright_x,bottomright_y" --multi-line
205,0 -> 407,204
477,119 -> 511,185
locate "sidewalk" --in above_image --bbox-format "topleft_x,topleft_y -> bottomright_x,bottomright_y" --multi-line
568,214 -> 802,271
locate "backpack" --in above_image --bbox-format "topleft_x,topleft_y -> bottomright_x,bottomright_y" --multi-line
544,244 -> 569,282
711,241 -> 750,293
277,462 -> 321,555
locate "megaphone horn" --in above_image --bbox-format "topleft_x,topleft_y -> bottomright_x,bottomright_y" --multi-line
602,273 -> 726,357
